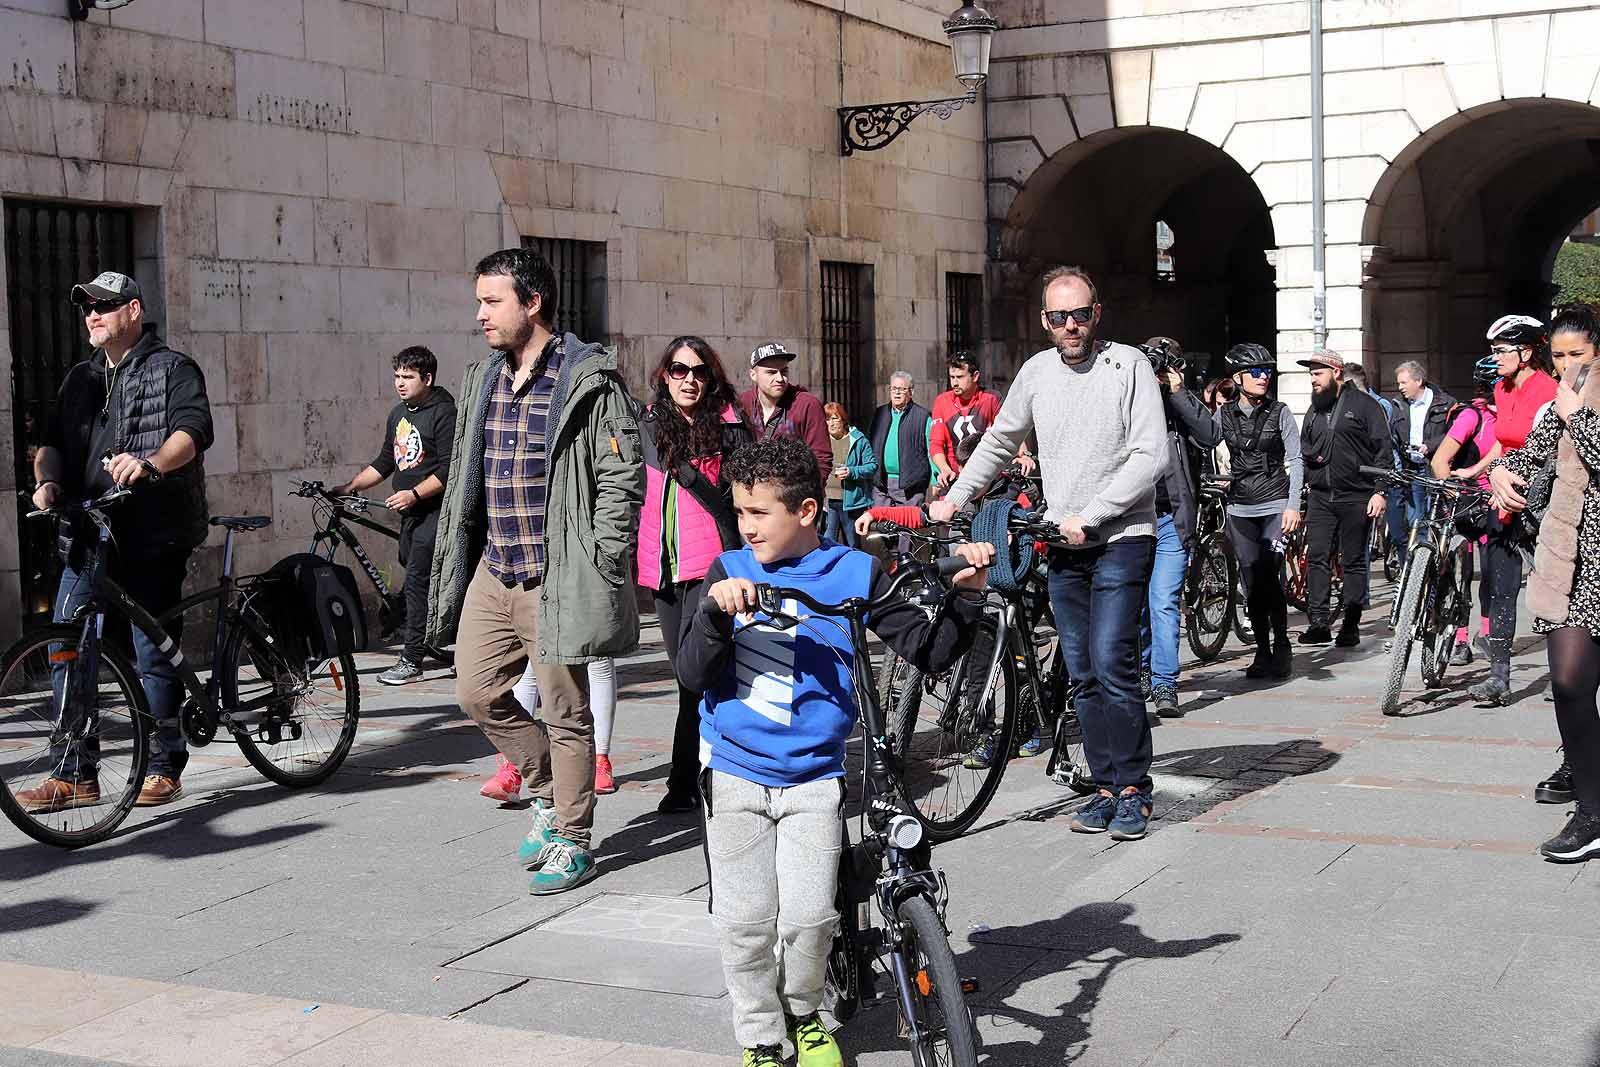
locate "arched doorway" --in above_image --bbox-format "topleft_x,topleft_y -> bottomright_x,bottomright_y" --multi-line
992,127 -> 1277,384
1363,99 -> 1600,398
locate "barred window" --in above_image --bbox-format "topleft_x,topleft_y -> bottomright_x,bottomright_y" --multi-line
946,271 -> 982,353
820,261 -> 875,426
522,236 -> 608,342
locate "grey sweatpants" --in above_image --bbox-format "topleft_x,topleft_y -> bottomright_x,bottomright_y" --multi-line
705,770 -> 843,1048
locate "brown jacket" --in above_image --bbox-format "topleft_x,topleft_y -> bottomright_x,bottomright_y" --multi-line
1527,364 -> 1597,624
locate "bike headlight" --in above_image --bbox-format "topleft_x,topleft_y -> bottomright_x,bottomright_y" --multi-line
887,814 -> 924,851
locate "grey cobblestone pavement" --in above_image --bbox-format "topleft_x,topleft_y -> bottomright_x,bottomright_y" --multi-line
2,587 -> 1599,1066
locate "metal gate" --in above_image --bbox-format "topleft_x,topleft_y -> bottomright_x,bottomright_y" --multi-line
4,200 -> 136,620
819,261 -> 875,428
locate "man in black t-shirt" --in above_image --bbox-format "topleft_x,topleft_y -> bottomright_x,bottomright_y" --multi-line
334,346 -> 456,684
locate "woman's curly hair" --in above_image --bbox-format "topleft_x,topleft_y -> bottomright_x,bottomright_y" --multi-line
651,335 -> 738,471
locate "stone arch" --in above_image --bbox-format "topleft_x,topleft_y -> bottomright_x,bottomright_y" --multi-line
1361,98 -> 1600,397
990,126 -> 1276,382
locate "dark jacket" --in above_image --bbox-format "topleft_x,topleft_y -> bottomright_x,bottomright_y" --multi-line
51,324 -> 212,553
738,384 -> 832,486
1219,398 -> 1290,507
867,400 -> 932,497
1302,382 -> 1393,497
371,387 -> 456,517
425,336 -> 645,662
1157,386 -> 1222,550
1389,384 -> 1458,466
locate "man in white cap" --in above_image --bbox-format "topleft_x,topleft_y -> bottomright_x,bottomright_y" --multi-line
738,342 -> 832,485
19,271 -> 213,811
1296,348 -> 1391,648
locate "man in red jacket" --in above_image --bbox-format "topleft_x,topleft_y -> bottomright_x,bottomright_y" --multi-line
739,342 -> 832,485
930,351 -> 1031,495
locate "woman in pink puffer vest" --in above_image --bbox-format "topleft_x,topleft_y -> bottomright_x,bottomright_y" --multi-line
638,336 -> 754,812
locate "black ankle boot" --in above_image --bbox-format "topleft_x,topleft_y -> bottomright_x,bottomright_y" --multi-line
1269,636 -> 1293,679
1244,642 -> 1274,679
1335,607 -> 1362,648
1536,759 -> 1575,804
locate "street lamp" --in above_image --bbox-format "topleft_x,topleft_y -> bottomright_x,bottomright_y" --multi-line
68,0 -> 136,19
837,0 -> 999,156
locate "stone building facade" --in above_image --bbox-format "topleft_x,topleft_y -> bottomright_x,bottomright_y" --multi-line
984,0 -> 1600,406
0,0 -> 990,639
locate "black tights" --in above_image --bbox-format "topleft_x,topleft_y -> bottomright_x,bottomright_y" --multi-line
1549,627 -> 1600,814
1481,519 -> 1524,684
1227,511 -> 1288,650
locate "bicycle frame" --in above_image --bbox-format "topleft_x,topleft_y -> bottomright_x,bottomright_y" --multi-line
310,500 -> 399,599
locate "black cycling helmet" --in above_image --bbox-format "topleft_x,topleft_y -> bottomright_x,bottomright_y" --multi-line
1226,342 -> 1274,371
1472,353 -> 1502,385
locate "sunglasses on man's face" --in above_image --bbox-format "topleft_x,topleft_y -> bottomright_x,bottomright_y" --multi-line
1043,306 -> 1094,329
79,299 -> 127,316
667,361 -> 712,383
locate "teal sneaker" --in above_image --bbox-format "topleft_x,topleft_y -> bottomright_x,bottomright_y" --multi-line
528,836 -> 598,895
1108,789 -> 1153,841
962,731 -> 998,769
516,799 -> 558,869
1069,791 -> 1117,834
787,1013 -> 843,1067
1015,725 -> 1046,758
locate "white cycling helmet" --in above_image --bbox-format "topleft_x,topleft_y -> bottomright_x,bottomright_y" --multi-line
1486,314 -> 1545,346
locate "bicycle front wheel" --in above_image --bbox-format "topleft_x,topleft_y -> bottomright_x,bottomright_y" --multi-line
1185,536 -> 1233,663
1420,552 -> 1463,689
890,617 -> 1015,842
895,895 -> 978,1067
0,625 -> 149,848
223,619 -> 360,787
1382,544 -> 1434,716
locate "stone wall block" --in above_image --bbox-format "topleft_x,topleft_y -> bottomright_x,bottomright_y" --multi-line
179,117 -> 328,197
557,105 -> 611,168
138,111 -> 191,169
1494,16 -> 1548,99
1148,84 -> 1197,132
345,70 -> 432,143
204,0 -> 305,58
304,0 -> 386,72
619,280 -> 659,335
241,262 -> 341,332
190,259 -> 241,332
431,84 -> 505,151
183,186 -> 218,257
739,238 -> 776,290
988,139 -> 1042,187
206,403 -> 239,475
471,28 -> 530,96
1069,93 -> 1115,139
591,55 -> 654,120
215,191 -> 316,263
410,270 -> 473,332
235,52 -> 349,133
658,283 -> 724,335
236,402 -> 308,471
61,158 -> 104,201
454,148 -> 503,210
225,333 -> 267,403
77,25 -> 233,117
1400,66 -> 1456,134
49,98 -> 104,159
1185,83 -> 1235,148
543,46 -> 591,108
1261,34 -> 1309,78
408,0 -> 457,20
503,97 -> 558,159
339,267 -> 410,332
687,233 -> 741,286
101,104 -> 147,163
622,7 -> 670,67
2,10 -> 75,96
328,133 -> 403,205
384,10 -> 470,86
460,0 -> 494,31
496,0 -> 538,39
542,0 -> 624,58
635,228 -> 687,282
368,204 -> 466,271
106,0 -> 205,42
719,185 -> 760,238
5,93 -> 54,154
1323,27 -> 1386,72
1106,50 -> 1151,127
1231,76 -> 1306,123
724,287 -> 775,337
571,164 -> 622,216
402,143 -> 457,208
314,198 -> 368,266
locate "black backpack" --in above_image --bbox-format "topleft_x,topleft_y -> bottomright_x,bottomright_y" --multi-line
254,553 -> 368,662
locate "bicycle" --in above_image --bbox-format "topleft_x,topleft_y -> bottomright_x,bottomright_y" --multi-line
290,480 -> 452,668
0,488 -> 361,847
1184,479 -> 1238,662
879,505 -> 1094,844
705,562 -> 980,1067
1366,466 -> 1489,716
1281,488 -> 1344,614
1368,511 -> 1398,584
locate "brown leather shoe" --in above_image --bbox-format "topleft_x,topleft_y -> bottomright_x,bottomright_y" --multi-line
16,777 -> 101,814
135,775 -> 183,807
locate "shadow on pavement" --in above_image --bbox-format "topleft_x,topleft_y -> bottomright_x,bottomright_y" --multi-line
593,809 -> 704,878
0,896 -> 100,933
835,902 -> 1240,1065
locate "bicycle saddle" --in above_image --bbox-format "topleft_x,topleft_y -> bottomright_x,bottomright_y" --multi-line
209,515 -> 271,531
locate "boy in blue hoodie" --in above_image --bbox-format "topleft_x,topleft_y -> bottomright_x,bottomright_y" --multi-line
677,437 -> 991,1067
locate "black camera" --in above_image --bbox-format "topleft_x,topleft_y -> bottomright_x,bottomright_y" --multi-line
1138,338 -> 1185,375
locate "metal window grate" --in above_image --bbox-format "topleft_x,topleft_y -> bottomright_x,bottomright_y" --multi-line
946,271 -> 981,353
5,199 -> 136,619
522,236 -> 608,342
820,261 -> 875,426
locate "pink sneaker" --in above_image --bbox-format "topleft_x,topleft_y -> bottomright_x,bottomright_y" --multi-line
594,754 -> 617,795
480,755 -> 522,802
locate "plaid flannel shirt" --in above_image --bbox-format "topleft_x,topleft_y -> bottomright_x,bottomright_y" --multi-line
481,338 -> 563,584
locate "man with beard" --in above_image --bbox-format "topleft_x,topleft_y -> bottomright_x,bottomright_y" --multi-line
930,265 -> 1167,842
427,247 -> 644,895
1296,350 -> 1391,647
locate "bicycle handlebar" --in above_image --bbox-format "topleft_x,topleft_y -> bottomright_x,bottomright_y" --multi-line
289,479 -> 385,513
1359,465 -> 1488,497
25,486 -> 132,521
698,555 -> 973,621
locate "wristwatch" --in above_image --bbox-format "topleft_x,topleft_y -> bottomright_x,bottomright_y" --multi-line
138,459 -> 163,482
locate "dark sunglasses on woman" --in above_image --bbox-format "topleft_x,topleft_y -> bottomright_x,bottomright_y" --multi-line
667,361 -> 712,383
1043,306 -> 1094,328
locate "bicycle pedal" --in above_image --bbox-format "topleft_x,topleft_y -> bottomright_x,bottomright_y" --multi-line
960,977 -> 981,995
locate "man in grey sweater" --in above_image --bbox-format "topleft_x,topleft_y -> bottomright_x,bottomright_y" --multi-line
931,265 -> 1168,841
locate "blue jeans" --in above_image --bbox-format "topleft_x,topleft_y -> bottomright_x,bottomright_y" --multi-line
1388,477 -> 1429,568
1048,536 -> 1156,793
1139,514 -> 1189,690
824,501 -> 862,548
51,549 -> 189,780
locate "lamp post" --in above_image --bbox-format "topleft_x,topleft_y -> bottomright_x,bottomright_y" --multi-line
837,0 -> 999,156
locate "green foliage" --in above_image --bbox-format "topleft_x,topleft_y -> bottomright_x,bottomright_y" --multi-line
1552,241 -> 1600,306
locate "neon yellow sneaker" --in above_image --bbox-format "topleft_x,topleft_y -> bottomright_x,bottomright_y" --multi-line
741,1045 -> 783,1067
788,1013 -> 843,1067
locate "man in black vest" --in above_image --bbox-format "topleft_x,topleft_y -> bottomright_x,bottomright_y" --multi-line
867,370 -> 933,509
1297,350 -> 1391,647
21,271 -> 213,812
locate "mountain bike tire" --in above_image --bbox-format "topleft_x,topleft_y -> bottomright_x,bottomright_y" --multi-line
1186,536 -> 1233,663
895,895 -> 978,1067
1382,544 -> 1434,716
223,616 -> 360,788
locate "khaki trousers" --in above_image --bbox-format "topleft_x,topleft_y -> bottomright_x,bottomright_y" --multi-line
456,559 -> 595,847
